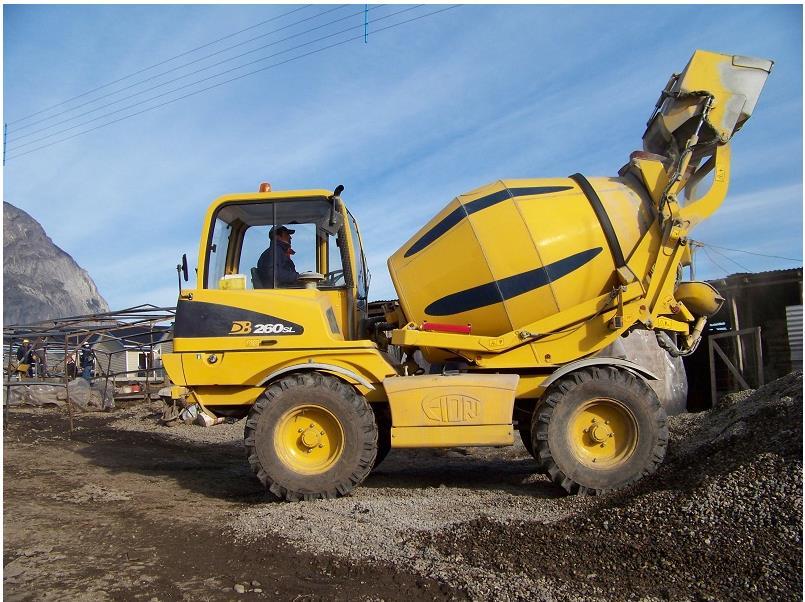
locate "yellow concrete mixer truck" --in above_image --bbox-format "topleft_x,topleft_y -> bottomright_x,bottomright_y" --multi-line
162,50 -> 772,500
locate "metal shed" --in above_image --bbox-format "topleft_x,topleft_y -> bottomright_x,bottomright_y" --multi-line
684,268 -> 803,409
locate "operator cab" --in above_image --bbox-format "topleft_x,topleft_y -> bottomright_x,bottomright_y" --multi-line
205,195 -> 366,292
198,187 -> 370,339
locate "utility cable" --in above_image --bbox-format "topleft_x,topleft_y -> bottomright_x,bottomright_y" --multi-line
706,245 -> 752,273
8,4 -> 312,126
702,247 -> 731,276
6,5 -> 460,161
7,4 -> 395,152
8,5 -> 351,139
701,242 -> 801,263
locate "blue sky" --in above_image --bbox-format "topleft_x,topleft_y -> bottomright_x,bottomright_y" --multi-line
3,4 -> 802,309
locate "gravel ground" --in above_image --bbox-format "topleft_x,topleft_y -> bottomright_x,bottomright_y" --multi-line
226,371 -> 803,601
420,371 -> 803,600
108,403 -> 247,445
5,407 -> 455,600
30,372 -> 799,599
110,406 -> 596,597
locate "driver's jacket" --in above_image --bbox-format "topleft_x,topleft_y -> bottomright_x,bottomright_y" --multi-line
256,240 -> 299,286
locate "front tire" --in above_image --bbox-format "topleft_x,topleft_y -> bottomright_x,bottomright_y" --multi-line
532,366 -> 668,494
244,372 -> 378,501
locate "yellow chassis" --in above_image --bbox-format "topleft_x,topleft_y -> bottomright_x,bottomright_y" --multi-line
164,144 -> 730,449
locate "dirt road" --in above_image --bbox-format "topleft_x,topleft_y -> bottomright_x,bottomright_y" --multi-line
4,372 -> 802,601
3,407 -> 459,601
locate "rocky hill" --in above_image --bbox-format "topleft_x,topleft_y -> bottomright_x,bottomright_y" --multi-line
3,201 -> 110,326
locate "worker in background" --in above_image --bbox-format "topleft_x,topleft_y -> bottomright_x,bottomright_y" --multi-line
32,337 -> 48,377
66,351 -> 77,379
256,225 -> 299,287
16,339 -> 33,377
79,343 -> 95,382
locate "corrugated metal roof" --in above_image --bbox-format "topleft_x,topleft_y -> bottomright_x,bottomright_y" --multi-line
708,268 -> 803,290
786,305 -> 802,364
737,267 -> 802,276
716,267 -> 802,279
87,325 -> 171,347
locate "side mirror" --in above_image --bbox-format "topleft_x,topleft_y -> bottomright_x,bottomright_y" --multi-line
177,254 -> 190,293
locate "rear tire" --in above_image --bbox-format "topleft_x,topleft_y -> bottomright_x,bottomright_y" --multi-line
532,366 -> 668,494
244,372 -> 378,501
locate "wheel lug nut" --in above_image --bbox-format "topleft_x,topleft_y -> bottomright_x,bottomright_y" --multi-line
318,444 -> 324,448
320,430 -> 325,435
310,423 -> 315,428
298,428 -> 303,433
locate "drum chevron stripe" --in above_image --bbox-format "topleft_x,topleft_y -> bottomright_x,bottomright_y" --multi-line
424,247 -> 603,316
404,185 -> 573,258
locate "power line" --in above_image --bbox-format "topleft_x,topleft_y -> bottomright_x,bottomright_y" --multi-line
8,5 -> 312,126
700,242 -> 801,263
702,247 -> 731,276
8,6 -> 399,154
707,245 -> 752,272
7,4 -> 394,153
6,5 -> 460,161
8,5 -> 352,139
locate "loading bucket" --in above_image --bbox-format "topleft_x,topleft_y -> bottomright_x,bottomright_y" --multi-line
643,50 -> 773,156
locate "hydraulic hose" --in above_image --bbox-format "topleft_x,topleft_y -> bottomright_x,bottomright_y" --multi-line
656,330 -> 702,358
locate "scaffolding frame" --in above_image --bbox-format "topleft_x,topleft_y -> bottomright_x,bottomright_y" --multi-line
3,304 -> 175,435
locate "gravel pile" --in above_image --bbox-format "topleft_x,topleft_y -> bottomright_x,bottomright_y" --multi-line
420,371 -> 803,600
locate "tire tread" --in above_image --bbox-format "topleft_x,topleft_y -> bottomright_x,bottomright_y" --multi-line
531,366 -> 668,495
243,372 -> 378,501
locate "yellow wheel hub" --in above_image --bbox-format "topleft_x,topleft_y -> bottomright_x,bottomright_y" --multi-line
568,398 -> 638,469
275,405 -> 344,475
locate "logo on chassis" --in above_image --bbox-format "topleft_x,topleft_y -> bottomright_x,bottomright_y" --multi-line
421,394 -> 482,424
229,321 -> 299,335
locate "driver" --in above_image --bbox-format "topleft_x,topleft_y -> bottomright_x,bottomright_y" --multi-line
257,225 -> 300,287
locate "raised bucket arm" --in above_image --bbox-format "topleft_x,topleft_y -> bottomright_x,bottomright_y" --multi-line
641,50 -> 773,228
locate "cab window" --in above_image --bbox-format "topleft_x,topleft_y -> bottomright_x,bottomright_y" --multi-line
347,210 -> 370,301
207,217 -> 231,287
203,198 -> 347,290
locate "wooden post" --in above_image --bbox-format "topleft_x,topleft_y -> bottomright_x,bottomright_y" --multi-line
63,338 -> 73,437
5,336 -> 15,428
144,348 -> 151,403
102,348 -> 113,408
708,337 -> 717,407
730,296 -> 745,374
754,326 -> 764,387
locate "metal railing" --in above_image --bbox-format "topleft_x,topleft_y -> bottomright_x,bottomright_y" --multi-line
708,326 -> 764,406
